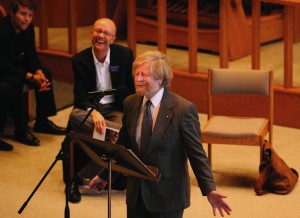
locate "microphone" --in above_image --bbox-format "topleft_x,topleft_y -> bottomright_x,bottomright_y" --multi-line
88,89 -> 116,99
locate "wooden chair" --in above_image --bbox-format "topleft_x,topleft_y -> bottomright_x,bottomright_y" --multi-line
201,68 -> 273,167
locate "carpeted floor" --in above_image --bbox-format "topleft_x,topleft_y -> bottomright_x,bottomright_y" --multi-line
0,107 -> 299,218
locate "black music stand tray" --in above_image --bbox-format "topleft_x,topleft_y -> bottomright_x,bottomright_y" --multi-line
69,132 -> 161,218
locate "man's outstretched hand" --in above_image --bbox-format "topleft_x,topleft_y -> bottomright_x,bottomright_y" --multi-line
207,191 -> 232,217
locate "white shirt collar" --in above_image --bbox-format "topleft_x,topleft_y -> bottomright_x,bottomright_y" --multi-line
143,87 -> 164,108
92,47 -> 111,65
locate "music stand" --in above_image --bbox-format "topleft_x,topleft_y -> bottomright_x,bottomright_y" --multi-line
18,91 -> 108,217
69,132 -> 161,218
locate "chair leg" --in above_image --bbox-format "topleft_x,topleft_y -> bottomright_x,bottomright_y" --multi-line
259,143 -> 264,163
27,90 -> 34,121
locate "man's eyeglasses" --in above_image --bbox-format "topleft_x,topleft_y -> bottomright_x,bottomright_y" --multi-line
93,29 -> 115,37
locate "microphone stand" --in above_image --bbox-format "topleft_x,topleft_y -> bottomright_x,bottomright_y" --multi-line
18,94 -> 105,217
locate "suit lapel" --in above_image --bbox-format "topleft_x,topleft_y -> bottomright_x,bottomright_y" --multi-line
86,47 -> 98,90
108,45 -> 119,87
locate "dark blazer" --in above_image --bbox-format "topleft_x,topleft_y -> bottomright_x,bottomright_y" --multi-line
0,16 -> 41,79
118,89 -> 216,213
71,44 -> 135,111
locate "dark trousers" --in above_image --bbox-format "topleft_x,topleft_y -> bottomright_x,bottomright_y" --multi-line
127,190 -> 184,218
32,68 -> 57,122
0,76 -> 28,135
0,67 -> 57,135
69,103 -> 122,177
0,81 -> 14,132
62,103 -> 126,190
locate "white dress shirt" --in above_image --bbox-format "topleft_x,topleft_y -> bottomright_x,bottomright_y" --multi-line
92,47 -> 114,104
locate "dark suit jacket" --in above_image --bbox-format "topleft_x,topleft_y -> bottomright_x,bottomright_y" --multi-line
71,44 -> 135,111
118,89 -> 216,213
0,16 -> 41,79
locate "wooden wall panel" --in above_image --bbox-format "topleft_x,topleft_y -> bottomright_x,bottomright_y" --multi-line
37,50 -> 73,84
273,85 -> 300,128
170,69 -> 208,113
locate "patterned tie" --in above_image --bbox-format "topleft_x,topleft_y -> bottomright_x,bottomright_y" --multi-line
140,100 -> 152,157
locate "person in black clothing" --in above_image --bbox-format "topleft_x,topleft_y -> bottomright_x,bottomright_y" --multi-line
0,81 -> 14,151
0,0 -> 66,146
0,139 -> 13,151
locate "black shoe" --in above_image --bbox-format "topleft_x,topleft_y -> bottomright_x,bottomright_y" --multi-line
34,119 -> 66,135
0,139 -> 13,151
14,130 -> 40,146
69,181 -> 81,203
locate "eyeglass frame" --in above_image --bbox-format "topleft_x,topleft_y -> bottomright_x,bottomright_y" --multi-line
92,28 -> 115,37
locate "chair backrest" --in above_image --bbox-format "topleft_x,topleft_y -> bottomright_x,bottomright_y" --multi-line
208,68 -> 273,120
211,68 -> 270,95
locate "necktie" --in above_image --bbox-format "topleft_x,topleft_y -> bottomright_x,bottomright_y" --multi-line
140,100 -> 152,156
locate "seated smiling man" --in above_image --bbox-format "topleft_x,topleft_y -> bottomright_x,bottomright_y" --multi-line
64,17 -> 135,203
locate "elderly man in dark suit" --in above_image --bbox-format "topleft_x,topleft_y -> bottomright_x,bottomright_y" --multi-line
66,18 -> 135,203
89,50 -> 232,217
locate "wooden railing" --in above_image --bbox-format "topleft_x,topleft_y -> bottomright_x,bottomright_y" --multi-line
32,0 -> 299,88
127,0 -> 230,70
253,0 -> 300,89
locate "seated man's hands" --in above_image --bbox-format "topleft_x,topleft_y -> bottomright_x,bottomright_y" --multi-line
91,110 -> 106,134
88,175 -> 107,193
33,70 -> 51,92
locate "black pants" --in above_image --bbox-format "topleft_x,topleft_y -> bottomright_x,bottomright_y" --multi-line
31,68 -> 57,122
0,76 -> 27,135
0,67 -> 57,136
0,81 -> 14,132
62,103 -> 126,190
